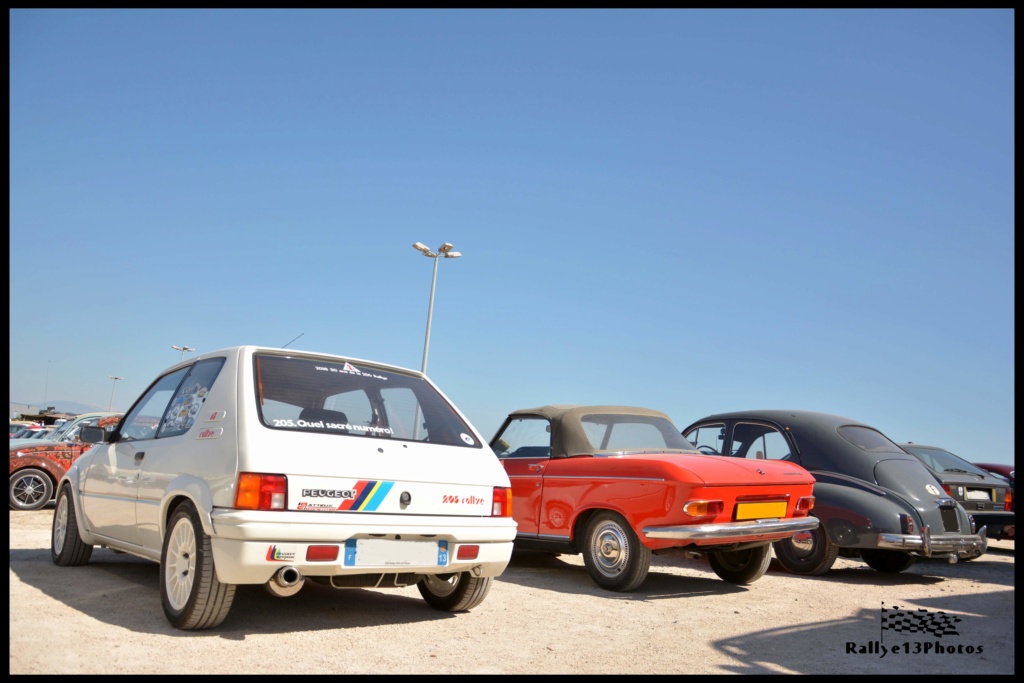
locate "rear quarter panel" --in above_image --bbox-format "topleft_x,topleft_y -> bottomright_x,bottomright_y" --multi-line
540,455 -> 815,550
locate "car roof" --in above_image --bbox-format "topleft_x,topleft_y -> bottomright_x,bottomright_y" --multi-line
176,346 -> 419,375
683,409 -> 918,480
504,404 -> 678,459
507,404 -> 673,422
688,409 -> 875,430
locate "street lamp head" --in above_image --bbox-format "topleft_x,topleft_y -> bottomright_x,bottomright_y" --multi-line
412,242 -> 432,254
438,242 -> 454,253
444,251 -> 462,258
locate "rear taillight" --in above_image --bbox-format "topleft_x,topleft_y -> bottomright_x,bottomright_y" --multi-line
306,545 -> 340,561
492,487 -> 512,517
794,496 -> 815,516
942,484 -> 953,497
1005,488 -> 1012,511
456,545 -> 480,560
234,472 -> 288,510
899,513 -> 916,534
683,500 -> 724,518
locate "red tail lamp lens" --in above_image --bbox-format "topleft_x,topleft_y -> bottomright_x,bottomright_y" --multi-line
492,487 -> 512,517
456,545 -> 480,560
235,473 -> 287,510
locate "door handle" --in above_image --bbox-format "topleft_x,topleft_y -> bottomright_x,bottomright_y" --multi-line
528,464 -> 545,472
134,451 -> 146,463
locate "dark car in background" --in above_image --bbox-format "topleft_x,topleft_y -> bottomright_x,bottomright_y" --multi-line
682,410 -> 987,576
899,443 -> 1014,541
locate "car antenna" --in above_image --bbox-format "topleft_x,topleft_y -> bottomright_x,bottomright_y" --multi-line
281,333 -> 304,349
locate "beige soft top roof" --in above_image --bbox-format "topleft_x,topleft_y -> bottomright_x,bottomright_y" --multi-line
505,405 -> 681,459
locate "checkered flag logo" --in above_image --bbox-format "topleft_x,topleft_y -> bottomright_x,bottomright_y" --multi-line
881,602 -> 961,638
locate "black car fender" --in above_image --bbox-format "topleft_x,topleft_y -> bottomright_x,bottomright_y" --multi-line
809,474 -> 917,549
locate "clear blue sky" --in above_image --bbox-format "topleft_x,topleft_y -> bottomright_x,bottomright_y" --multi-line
9,9 -> 1015,465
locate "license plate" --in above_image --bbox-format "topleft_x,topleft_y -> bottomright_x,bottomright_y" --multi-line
965,489 -> 993,501
735,501 -> 787,520
343,539 -> 449,567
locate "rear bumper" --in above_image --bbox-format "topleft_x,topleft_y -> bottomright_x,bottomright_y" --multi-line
876,525 -> 987,558
643,516 -> 819,544
209,509 -> 516,584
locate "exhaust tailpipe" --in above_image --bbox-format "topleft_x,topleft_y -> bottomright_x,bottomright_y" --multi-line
264,566 -> 305,598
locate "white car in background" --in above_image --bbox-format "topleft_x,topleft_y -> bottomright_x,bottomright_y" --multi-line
52,345 -> 516,630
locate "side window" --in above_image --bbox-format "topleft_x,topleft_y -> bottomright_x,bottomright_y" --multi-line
731,422 -> 791,460
120,367 -> 190,442
685,423 -> 725,455
159,358 -> 226,438
491,417 -> 551,459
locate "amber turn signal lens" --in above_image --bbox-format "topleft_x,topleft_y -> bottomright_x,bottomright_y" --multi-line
683,500 -> 724,517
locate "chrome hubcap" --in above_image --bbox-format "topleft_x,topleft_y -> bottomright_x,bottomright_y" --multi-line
592,523 -> 628,576
789,530 -> 815,555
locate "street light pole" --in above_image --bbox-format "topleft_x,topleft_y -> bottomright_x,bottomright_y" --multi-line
108,376 -> 123,411
411,242 -> 462,374
171,345 -> 196,361
43,360 -> 51,407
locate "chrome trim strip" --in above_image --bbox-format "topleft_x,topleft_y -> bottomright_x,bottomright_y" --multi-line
876,526 -> 987,558
540,475 -> 666,483
643,516 -> 819,542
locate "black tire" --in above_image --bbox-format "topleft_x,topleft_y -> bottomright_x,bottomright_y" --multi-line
160,501 -> 236,630
708,544 -> 772,584
772,522 -> 839,576
10,468 -> 54,511
417,572 -> 493,611
51,484 -> 93,566
860,549 -> 916,573
581,511 -> 651,592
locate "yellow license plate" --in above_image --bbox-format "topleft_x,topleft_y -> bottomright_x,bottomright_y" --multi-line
735,501 -> 787,520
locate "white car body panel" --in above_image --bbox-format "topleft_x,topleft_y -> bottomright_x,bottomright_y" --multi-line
68,345 -> 516,583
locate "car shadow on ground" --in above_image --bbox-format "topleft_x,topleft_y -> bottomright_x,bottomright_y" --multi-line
709,589 -> 1015,674
9,546 -> 496,639
500,549 -> 751,599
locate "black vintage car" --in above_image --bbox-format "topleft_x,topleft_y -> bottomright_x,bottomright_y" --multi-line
898,443 -> 1014,542
681,410 -> 988,575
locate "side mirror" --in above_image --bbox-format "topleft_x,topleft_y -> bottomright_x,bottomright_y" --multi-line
79,425 -> 113,444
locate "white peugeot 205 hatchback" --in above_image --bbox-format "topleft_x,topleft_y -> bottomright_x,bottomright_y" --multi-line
51,346 -> 516,630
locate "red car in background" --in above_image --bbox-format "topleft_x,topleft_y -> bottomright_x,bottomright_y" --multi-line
490,404 -> 818,591
973,462 -> 1015,513
9,413 -> 122,511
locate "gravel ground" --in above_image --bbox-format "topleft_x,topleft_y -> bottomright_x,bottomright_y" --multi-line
9,506 -> 1014,674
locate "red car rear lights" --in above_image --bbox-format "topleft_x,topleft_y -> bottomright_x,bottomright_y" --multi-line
492,487 -> 512,517
683,500 -> 724,518
456,545 -> 480,560
795,496 -> 815,516
306,545 -> 340,562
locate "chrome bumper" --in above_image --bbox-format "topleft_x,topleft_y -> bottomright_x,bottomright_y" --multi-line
643,516 -> 819,543
876,525 -> 988,558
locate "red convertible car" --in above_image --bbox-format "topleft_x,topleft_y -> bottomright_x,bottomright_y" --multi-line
490,405 -> 818,591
